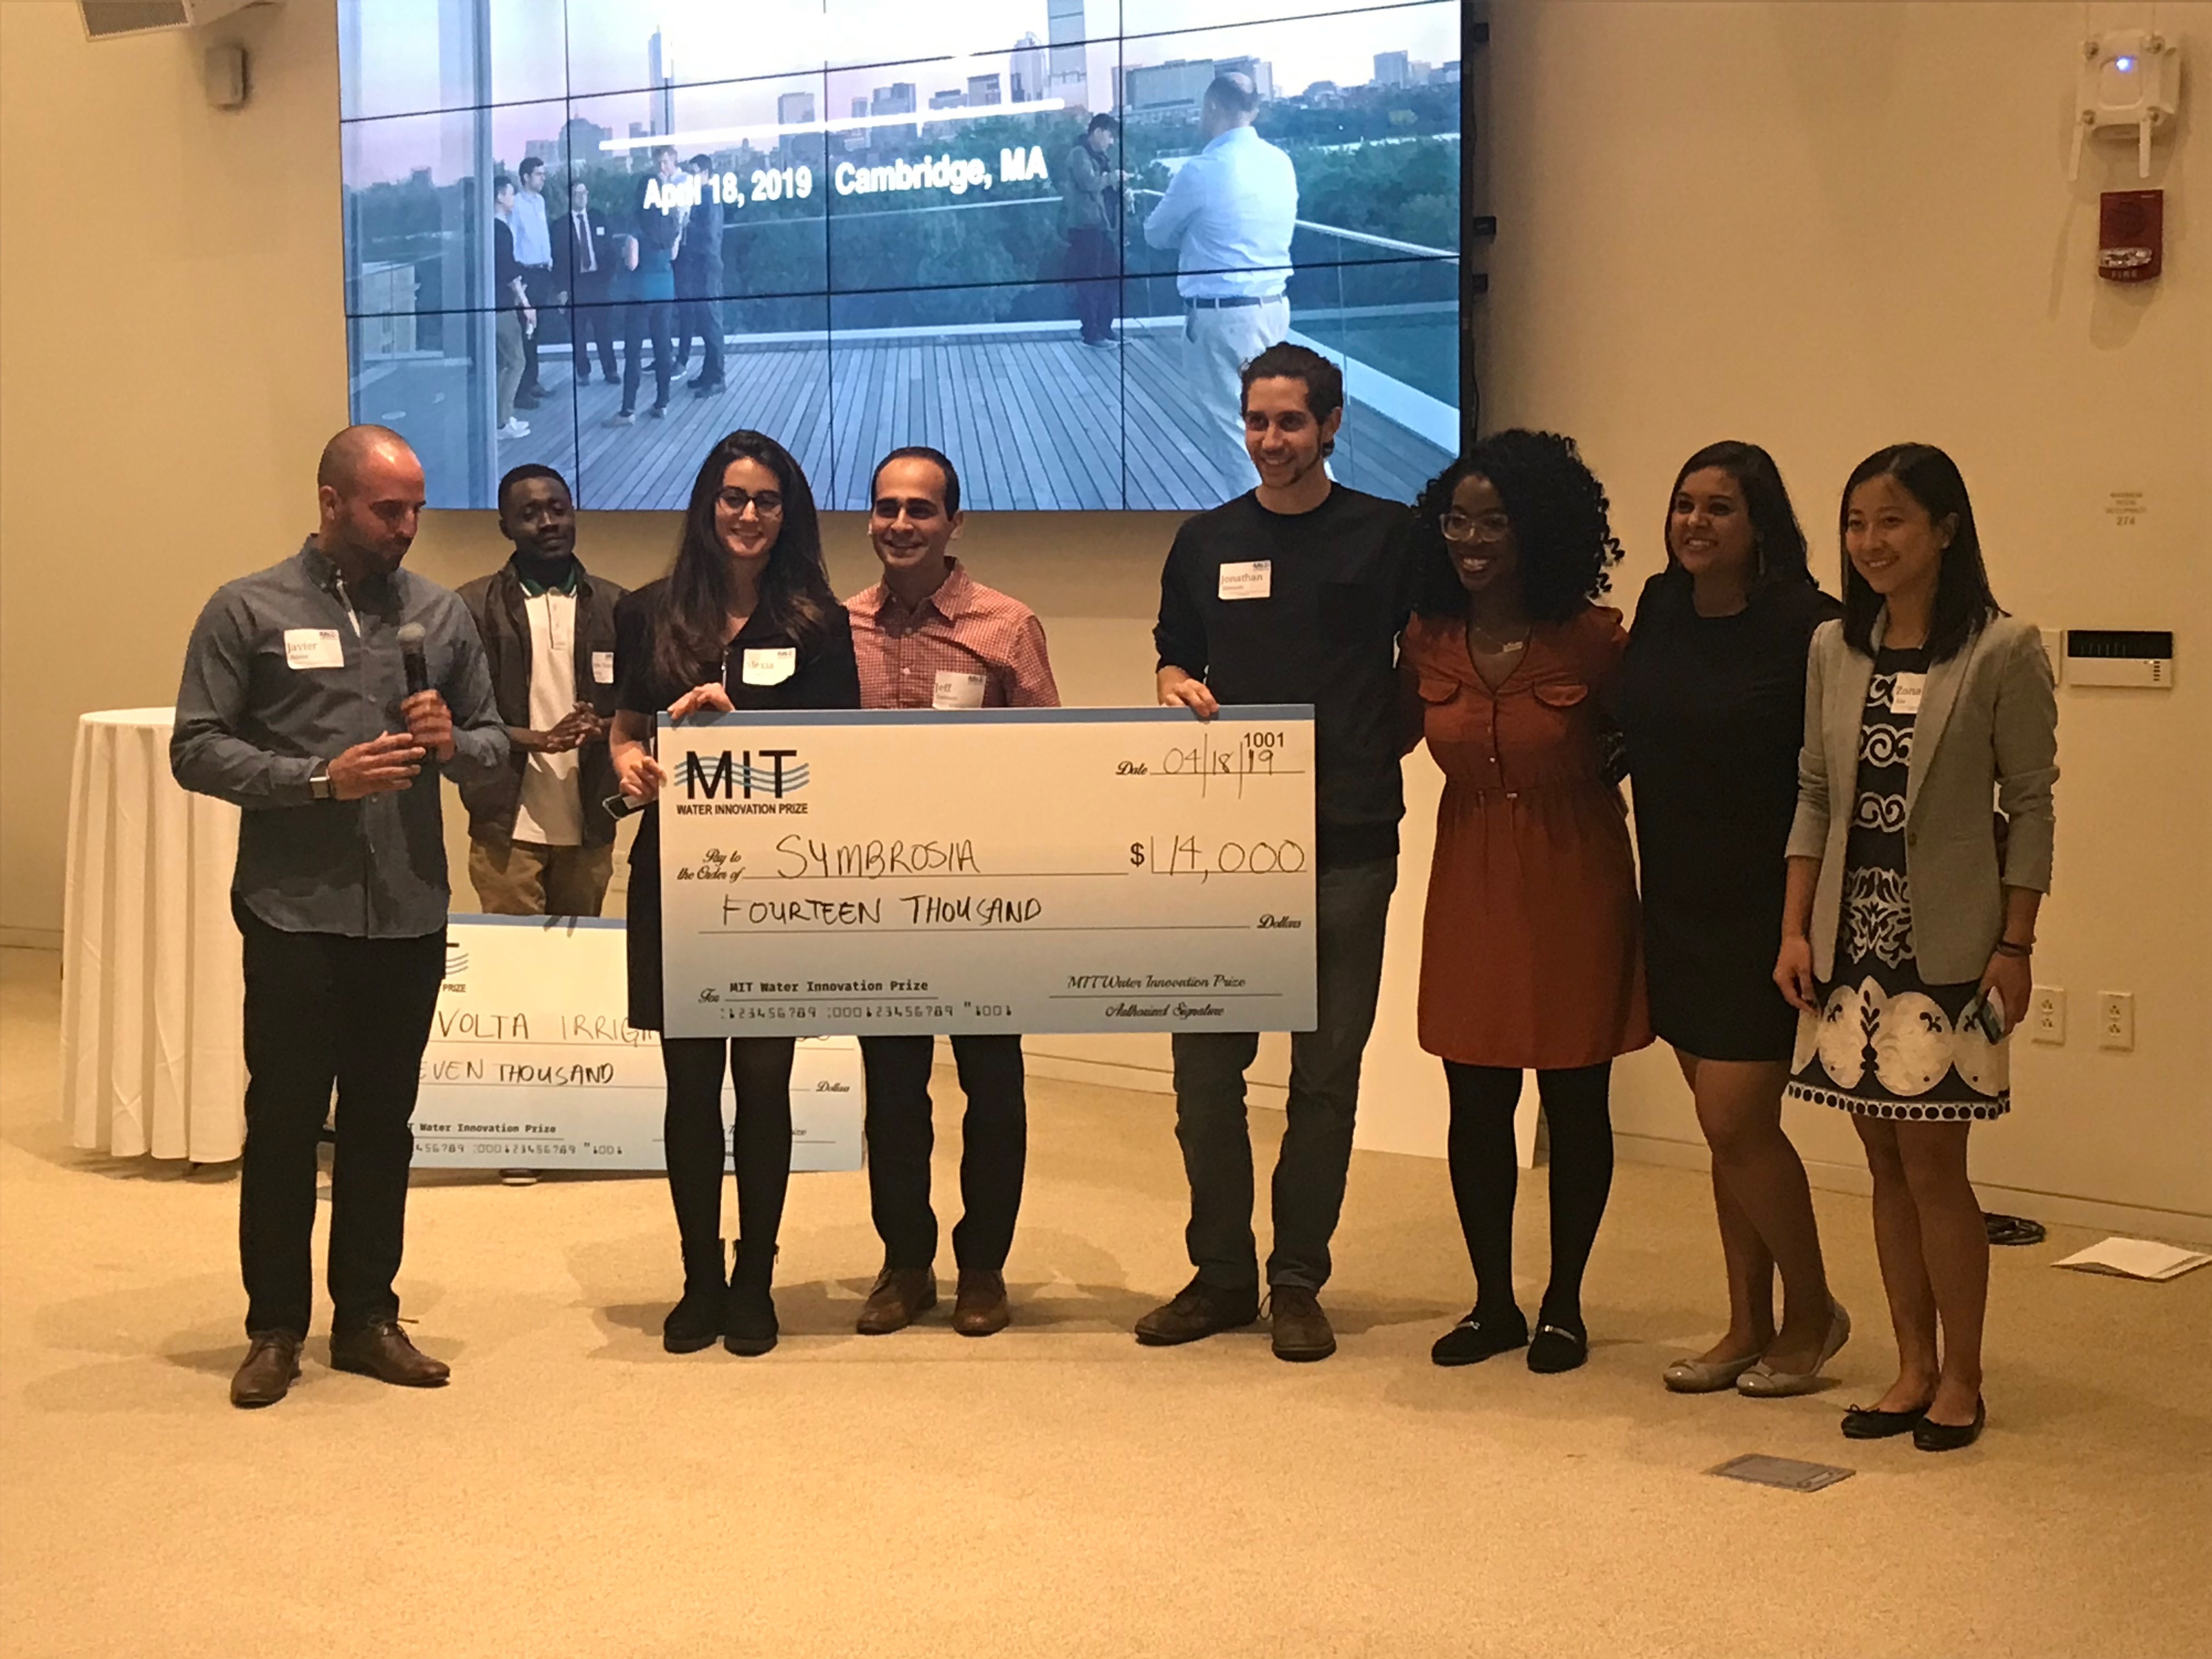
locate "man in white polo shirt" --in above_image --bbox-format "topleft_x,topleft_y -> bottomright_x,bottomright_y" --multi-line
456,465 -> 626,916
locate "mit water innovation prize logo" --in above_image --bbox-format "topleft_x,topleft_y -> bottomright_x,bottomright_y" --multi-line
679,748 -> 811,815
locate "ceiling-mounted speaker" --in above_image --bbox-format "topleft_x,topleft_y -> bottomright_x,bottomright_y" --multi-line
78,0 -> 268,41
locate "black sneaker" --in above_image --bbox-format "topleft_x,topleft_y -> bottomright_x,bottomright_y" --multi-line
1431,1307 -> 1530,1367
1527,1319 -> 1589,1374
1268,1286 -> 1336,1362
1133,1274 -> 1260,1346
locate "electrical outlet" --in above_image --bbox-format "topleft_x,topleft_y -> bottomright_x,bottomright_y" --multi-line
2097,992 -> 2136,1051
2030,986 -> 2066,1044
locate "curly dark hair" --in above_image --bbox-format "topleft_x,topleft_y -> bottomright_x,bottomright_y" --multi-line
1409,430 -> 1624,623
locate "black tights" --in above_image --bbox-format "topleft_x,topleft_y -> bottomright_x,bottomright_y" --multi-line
662,1036 -> 795,1286
1444,1060 -> 1615,1330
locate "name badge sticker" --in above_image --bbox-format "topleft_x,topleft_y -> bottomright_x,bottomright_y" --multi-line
592,650 -> 616,685
1217,560 -> 1272,601
1889,672 -> 1927,716
741,647 -> 798,686
283,628 -> 345,670
932,670 -> 988,710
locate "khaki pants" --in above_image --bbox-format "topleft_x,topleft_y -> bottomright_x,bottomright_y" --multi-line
468,837 -> 614,918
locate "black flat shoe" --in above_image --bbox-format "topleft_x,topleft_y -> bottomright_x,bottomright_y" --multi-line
1431,1308 -> 1528,1367
1841,1401 -> 1931,1439
1914,1397 -> 1987,1452
1526,1320 -> 1588,1374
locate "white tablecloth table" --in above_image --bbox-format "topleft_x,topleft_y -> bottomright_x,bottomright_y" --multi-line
61,708 -> 246,1162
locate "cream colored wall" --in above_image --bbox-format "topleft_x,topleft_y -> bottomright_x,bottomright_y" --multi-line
1481,0 -> 2212,1233
3,1 -> 2204,1229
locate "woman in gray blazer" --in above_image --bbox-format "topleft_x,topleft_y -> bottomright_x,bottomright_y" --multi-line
1775,444 -> 2057,1453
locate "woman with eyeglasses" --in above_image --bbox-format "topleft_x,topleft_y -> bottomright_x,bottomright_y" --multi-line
1778,444 -> 2056,1452
609,431 -> 860,1356
1613,443 -> 1847,1400
1403,431 -> 1651,1376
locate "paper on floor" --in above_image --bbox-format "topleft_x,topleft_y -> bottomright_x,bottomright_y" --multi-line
2053,1237 -> 2212,1282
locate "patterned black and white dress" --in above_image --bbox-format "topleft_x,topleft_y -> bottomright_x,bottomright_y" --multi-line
1786,646 -> 2010,1121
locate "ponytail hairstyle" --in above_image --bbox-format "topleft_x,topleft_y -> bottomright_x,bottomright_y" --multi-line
654,429 -> 836,691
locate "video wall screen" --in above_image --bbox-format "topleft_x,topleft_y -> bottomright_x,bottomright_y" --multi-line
338,1 -> 1467,511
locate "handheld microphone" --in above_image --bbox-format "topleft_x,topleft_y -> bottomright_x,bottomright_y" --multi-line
397,622 -> 430,696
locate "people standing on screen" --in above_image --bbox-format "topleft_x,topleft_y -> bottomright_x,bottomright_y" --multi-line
170,426 -> 509,1408
673,154 -> 726,397
1059,114 -> 1127,348
510,157 -> 556,411
1778,444 -> 2056,1453
1142,74 -> 1297,487
1401,431 -> 1650,1378
492,174 -> 536,440
1613,443 -> 1848,1400
560,179 -> 619,386
609,146 -> 684,426
609,430 -> 862,1358
842,446 -> 1061,1340
455,465 -> 627,919
1143,345 -> 1410,1363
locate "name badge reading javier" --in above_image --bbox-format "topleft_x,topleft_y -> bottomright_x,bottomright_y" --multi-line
741,647 -> 797,687
1889,672 -> 1927,716
1217,560 -> 1272,601
283,628 -> 345,670
592,650 -> 616,685
932,670 -> 987,710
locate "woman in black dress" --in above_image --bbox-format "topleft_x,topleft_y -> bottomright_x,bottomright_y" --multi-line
1616,442 -> 1847,1398
608,430 -> 860,1356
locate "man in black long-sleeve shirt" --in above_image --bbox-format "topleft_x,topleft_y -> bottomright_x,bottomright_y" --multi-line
1139,343 -> 1412,1363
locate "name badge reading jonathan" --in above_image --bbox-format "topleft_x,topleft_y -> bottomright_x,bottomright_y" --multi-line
932,670 -> 987,710
592,650 -> 616,685
1889,672 -> 1927,716
742,647 -> 797,686
1217,560 -> 1272,601
284,628 -> 345,670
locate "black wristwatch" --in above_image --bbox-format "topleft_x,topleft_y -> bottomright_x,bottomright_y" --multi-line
309,761 -> 335,801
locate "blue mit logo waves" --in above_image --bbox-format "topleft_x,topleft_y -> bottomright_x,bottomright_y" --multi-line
684,750 -> 809,800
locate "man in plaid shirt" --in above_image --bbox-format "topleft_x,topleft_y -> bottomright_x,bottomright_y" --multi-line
844,446 -> 1060,1339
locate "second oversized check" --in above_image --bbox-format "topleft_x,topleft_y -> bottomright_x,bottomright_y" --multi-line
657,707 -> 1316,1039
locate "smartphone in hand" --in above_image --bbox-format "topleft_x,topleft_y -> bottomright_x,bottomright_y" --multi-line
1959,987 -> 2007,1043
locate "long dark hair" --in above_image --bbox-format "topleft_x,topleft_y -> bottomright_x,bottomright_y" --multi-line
1838,443 -> 2001,663
654,429 -> 837,691
1410,430 -> 1623,623
1661,440 -> 1813,592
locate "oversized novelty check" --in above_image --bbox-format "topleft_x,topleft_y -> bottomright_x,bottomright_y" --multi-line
656,707 -> 1316,1039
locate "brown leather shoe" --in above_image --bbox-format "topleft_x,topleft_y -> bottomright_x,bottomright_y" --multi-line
1269,1286 -> 1337,1362
229,1330 -> 302,1408
329,1319 -> 450,1387
1134,1274 -> 1261,1346
952,1269 -> 1010,1338
856,1267 -> 937,1335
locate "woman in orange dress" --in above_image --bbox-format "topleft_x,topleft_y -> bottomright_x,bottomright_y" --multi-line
1404,430 -> 1652,1375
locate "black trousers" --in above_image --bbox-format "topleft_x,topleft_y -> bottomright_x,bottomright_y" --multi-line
661,1036 -> 796,1285
233,900 -> 444,1338
859,1035 -> 1027,1272
569,287 -> 620,380
1065,227 -> 1116,341
675,263 -> 725,385
517,267 -> 556,396
621,297 -> 675,413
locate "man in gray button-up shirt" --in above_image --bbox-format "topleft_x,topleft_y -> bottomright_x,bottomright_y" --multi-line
172,425 -> 506,1408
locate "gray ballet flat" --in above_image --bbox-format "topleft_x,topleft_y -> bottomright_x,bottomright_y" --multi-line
1662,1350 -> 1764,1393
1736,1300 -> 1852,1398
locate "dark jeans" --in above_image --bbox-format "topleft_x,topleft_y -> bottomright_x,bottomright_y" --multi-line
661,1036 -> 796,1283
517,267 -> 556,396
676,264 -> 725,385
233,900 -> 444,1338
569,288 -> 619,380
1170,855 -> 1397,1293
859,1034 -> 1027,1272
1065,227 -> 1115,341
621,297 -> 675,413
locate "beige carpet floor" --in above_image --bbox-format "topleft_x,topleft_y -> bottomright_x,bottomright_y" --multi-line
2,946 -> 2207,1658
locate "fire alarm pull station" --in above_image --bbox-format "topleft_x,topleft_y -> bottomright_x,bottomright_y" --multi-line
2070,30 -> 2182,180
2100,190 -> 2164,281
